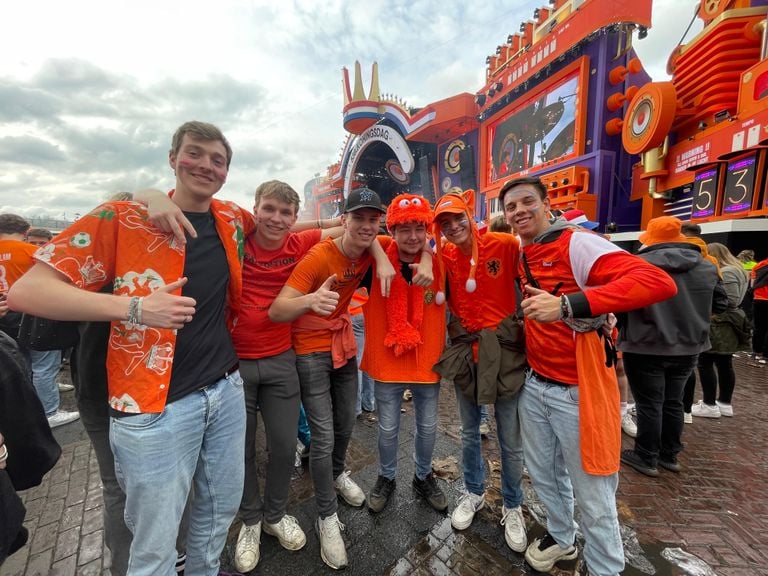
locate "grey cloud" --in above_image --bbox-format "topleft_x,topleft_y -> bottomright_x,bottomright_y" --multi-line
0,135 -> 66,164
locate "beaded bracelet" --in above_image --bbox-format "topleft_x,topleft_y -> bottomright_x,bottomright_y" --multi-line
559,294 -> 572,321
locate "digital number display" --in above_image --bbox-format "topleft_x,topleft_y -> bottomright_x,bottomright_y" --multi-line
691,166 -> 719,218
722,154 -> 756,214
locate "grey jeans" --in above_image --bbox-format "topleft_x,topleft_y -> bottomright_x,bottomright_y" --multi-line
239,350 -> 301,525
295,352 -> 357,518
79,401 -> 132,576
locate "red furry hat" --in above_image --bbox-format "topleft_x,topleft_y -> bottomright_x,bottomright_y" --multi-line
383,193 -> 434,356
386,193 -> 433,231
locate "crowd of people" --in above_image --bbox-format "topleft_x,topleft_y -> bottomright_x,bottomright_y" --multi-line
1,120 -> 766,576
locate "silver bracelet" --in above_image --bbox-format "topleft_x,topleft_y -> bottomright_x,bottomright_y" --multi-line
0,444 -> 8,463
127,296 -> 142,324
136,296 -> 144,325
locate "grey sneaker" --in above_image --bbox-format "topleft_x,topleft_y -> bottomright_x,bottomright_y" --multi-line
500,505 -> 527,552
621,412 -> 637,437
47,410 -> 80,428
525,532 -> 577,571
316,513 -> 347,570
412,473 -> 447,512
368,475 -> 395,513
451,491 -> 484,530
234,522 -> 261,572
334,470 -> 365,507
264,514 -> 306,550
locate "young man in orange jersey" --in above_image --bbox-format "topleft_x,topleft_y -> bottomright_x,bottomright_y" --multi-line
431,190 -> 528,555
360,194 -> 446,514
501,176 -> 677,575
269,188 -> 391,570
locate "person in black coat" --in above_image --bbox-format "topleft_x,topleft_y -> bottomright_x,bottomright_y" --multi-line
0,330 -> 61,565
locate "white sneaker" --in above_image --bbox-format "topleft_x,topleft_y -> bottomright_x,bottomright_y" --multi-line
451,491 -> 485,530
716,401 -> 733,417
500,505 -> 527,552
234,522 -> 261,572
47,410 -> 80,428
316,513 -> 347,569
621,412 -> 637,437
57,382 -> 74,392
684,412 -> 693,424
627,403 -> 636,416
691,400 -> 721,418
264,514 -> 306,550
334,471 -> 365,507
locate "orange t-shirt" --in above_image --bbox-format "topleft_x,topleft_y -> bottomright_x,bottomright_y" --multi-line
0,239 -> 38,292
284,237 -> 372,354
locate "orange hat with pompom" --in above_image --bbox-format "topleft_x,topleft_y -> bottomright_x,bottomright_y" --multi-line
431,189 -> 479,305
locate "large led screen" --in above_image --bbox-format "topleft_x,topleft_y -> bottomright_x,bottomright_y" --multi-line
486,59 -> 586,184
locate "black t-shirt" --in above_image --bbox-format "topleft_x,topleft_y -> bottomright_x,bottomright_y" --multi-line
360,259 -> 414,291
166,210 -> 237,403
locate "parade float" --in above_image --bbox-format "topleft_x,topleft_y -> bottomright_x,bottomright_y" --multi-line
306,0 -> 768,252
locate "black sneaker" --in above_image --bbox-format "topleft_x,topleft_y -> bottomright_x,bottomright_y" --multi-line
658,456 -> 682,473
412,473 -> 448,512
525,531 -> 577,572
368,475 -> 395,513
620,449 -> 659,477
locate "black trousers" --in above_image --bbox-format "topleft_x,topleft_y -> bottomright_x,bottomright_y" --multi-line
623,352 -> 698,465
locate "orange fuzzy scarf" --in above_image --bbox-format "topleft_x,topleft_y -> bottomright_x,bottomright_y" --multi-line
384,241 -> 425,356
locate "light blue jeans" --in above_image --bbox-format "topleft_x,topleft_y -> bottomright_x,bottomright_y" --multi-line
519,373 -> 624,576
29,349 -> 61,416
110,372 -> 246,576
374,382 -> 440,481
454,383 -> 524,508
352,313 -> 375,414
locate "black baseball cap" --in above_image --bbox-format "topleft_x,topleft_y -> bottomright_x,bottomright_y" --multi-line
343,187 -> 386,214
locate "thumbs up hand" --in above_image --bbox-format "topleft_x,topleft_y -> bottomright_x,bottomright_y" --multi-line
139,277 -> 197,329
310,275 -> 340,317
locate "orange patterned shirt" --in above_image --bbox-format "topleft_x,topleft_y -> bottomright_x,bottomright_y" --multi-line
36,198 -> 253,413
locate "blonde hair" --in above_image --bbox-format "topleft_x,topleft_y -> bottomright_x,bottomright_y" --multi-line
254,180 -> 301,215
707,243 -> 748,277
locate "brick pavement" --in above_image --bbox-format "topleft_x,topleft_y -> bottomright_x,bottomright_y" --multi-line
2,356 -> 766,575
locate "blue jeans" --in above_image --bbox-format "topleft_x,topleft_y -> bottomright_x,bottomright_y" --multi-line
454,383 -> 524,508
29,349 -> 61,416
374,382 -> 440,481
110,372 -> 246,576
296,352 -> 357,518
297,403 -> 311,447
520,373 -> 624,576
623,353 -> 697,465
352,313 -> 375,414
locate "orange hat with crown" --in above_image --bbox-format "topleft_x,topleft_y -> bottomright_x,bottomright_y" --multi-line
431,189 -> 479,305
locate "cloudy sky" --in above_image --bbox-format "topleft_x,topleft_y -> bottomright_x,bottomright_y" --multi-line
0,0 -> 701,221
